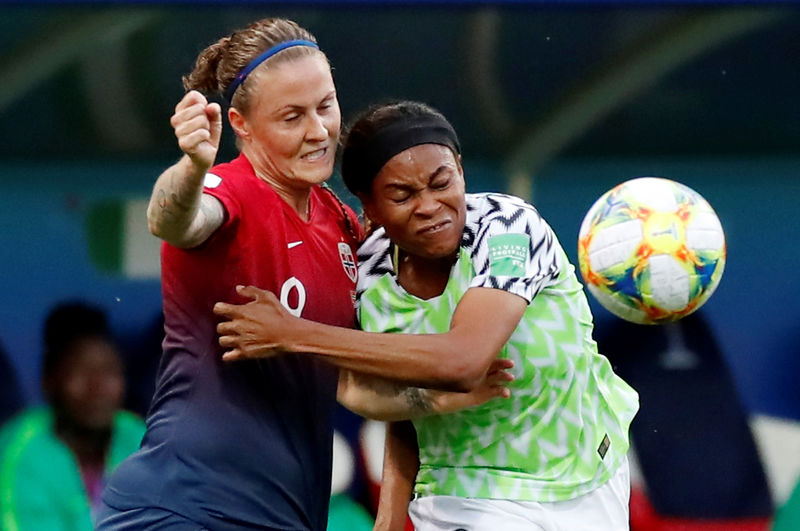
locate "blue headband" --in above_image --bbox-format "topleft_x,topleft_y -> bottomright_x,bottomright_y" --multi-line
224,39 -> 319,103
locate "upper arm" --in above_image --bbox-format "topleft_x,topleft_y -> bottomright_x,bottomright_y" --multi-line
180,193 -> 225,248
146,154 -> 228,248
441,195 -> 559,379
469,194 -> 560,301
445,287 -> 528,378
151,192 -> 225,249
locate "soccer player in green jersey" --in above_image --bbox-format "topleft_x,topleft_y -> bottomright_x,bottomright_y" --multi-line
215,101 -> 639,530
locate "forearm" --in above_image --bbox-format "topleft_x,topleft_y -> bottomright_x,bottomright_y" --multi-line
295,322 -> 481,391
374,421 -> 418,531
217,286 -> 527,391
146,155 -> 221,248
338,371 -> 435,421
338,366 -> 510,421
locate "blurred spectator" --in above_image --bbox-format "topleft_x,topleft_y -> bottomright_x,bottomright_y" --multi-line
773,478 -> 800,531
597,311 -> 772,530
0,301 -> 145,530
0,338 -> 24,426
327,494 -> 374,531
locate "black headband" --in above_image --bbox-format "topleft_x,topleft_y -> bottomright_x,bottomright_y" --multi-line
343,113 -> 461,194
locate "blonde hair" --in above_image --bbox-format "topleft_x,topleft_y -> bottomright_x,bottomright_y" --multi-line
182,18 -> 322,116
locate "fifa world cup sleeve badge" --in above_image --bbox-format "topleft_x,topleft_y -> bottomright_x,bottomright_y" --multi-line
488,234 -> 530,277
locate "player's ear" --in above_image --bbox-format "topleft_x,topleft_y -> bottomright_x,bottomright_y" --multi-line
357,193 -> 379,224
228,107 -> 248,140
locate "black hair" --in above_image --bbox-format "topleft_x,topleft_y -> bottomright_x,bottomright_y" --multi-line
340,100 -> 460,197
42,301 -> 111,379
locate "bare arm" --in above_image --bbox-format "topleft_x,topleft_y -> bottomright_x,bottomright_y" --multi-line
215,284 -> 528,392
147,90 -> 225,248
373,421 -> 418,531
336,359 -> 513,422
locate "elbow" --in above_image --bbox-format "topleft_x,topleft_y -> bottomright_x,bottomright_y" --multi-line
147,208 -> 193,248
147,217 -> 162,239
435,360 -> 485,393
339,399 -> 402,422
146,205 -> 164,238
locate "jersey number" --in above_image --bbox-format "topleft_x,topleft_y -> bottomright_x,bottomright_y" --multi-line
279,277 -> 306,317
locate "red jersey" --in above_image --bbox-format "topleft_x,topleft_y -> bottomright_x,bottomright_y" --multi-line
103,154 -> 361,530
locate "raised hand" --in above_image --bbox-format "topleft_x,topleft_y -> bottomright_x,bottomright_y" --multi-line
214,285 -> 295,361
171,90 -> 222,175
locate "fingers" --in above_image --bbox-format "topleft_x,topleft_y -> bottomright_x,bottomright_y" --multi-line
175,90 -> 207,112
213,302 -> 237,318
487,370 -> 514,386
488,358 -> 514,371
171,92 -> 221,164
206,102 -> 223,148
173,110 -> 213,144
236,284 -> 272,303
216,320 -> 237,336
486,359 -> 514,379
221,349 -> 242,362
171,93 -> 210,130
213,285 -> 273,316
486,358 -> 514,391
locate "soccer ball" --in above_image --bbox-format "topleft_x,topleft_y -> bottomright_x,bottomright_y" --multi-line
577,177 -> 726,324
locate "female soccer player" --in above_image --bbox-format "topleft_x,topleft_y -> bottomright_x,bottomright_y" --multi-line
215,101 -> 640,530
97,20 -> 507,531
96,17 -> 361,531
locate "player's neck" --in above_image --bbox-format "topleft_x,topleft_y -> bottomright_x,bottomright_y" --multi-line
261,176 -> 312,221
395,247 -> 456,300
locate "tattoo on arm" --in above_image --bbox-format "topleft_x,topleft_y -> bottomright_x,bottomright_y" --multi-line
404,388 -> 433,415
343,372 -> 435,418
197,195 -> 224,231
157,189 -> 168,210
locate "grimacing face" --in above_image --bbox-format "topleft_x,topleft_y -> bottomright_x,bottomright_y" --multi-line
235,53 -> 340,191
362,143 -> 467,262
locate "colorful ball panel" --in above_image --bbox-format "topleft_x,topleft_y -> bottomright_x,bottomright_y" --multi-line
578,177 -> 726,325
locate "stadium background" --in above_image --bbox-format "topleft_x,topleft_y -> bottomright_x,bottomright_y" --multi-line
1,2 -> 798,526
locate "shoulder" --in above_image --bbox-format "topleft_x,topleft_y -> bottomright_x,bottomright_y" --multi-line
356,228 -> 393,293
0,408 -> 50,438
0,408 -> 54,461
113,410 -> 146,437
466,192 -> 541,223
462,193 -> 546,248
203,155 -> 261,199
207,154 -> 251,180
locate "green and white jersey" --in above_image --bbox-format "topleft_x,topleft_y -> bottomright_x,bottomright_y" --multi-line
356,192 -> 639,502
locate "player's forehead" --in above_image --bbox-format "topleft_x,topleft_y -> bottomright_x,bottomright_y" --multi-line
375,144 -> 459,187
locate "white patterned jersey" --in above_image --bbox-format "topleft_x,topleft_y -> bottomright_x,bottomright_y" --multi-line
356,192 -> 639,502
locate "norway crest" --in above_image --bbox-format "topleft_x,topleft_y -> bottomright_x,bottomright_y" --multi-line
338,242 -> 357,283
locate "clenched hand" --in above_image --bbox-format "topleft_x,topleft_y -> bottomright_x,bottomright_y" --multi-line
214,285 -> 297,361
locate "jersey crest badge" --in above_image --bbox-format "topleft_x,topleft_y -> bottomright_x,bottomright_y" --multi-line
338,242 -> 357,283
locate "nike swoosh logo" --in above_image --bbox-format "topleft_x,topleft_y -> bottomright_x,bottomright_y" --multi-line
287,241 -> 303,249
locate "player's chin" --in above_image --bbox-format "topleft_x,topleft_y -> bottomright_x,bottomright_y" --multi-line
294,167 -> 333,187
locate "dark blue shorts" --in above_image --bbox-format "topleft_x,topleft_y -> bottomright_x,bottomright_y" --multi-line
95,502 -> 209,530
